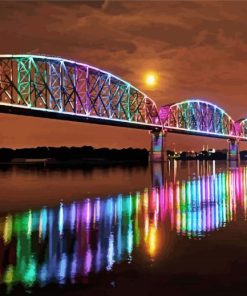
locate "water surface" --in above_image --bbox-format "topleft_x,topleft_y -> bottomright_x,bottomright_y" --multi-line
0,161 -> 247,295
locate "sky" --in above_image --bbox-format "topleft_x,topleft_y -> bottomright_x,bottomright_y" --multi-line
0,0 -> 247,151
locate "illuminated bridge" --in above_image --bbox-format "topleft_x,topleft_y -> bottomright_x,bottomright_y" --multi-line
0,55 -> 246,161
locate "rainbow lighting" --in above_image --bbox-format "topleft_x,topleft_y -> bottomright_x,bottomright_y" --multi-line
0,166 -> 247,291
160,99 -> 241,139
0,55 -> 161,130
0,55 -> 247,142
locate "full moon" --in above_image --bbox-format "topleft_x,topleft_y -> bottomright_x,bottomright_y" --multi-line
144,72 -> 157,87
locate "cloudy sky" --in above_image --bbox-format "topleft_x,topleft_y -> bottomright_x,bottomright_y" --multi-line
0,0 -> 247,151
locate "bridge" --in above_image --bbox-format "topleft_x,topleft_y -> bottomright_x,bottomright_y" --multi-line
0,54 -> 246,162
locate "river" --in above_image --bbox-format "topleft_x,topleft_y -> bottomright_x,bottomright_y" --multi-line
0,161 -> 246,295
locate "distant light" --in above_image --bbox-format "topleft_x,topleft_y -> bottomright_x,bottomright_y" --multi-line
144,72 -> 157,87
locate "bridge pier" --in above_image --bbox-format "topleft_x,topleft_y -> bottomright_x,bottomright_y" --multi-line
227,139 -> 239,162
149,130 -> 166,162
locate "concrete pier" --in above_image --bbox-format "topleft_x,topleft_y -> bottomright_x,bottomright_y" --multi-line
150,130 -> 166,162
227,139 -> 239,162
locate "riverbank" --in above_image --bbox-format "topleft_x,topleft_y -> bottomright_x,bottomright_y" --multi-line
0,146 -> 149,166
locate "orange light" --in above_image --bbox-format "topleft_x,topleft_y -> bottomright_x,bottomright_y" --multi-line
144,72 -> 157,87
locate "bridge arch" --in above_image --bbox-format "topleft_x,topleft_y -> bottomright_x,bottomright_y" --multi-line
236,119 -> 247,139
159,99 -> 236,138
0,56 -> 246,163
0,55 -> 160,128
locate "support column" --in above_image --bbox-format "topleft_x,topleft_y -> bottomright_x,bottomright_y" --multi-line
149,130 -> 166,162
227,139 -> 239,162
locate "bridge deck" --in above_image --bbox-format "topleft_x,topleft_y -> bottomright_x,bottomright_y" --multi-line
0,103 -> 245,141
0,103 -> 161,131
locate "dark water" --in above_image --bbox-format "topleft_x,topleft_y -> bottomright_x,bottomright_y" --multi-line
0,161 -> 247,295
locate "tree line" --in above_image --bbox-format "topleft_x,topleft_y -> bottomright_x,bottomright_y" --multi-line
0,146 -> 149,162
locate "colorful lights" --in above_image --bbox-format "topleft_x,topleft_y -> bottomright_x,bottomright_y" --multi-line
0,55 -> 160,127
0,166 -> 247,291
161,99 -> 241,139
0,55 -> 247,140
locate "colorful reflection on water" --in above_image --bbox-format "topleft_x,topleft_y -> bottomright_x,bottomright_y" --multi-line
0,165 -> 247,292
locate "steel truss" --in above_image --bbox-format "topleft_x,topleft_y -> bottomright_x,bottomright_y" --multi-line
160,100 -> 238,138
0,55 -> 160,128
237,119 -> 247,138
0,55 -> 246,140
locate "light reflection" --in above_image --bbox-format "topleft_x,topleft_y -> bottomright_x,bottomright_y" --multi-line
3,215 -> 12,245
0,166 -> 247,291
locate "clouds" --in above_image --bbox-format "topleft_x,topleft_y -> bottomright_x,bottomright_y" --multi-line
0,1 -> 247,150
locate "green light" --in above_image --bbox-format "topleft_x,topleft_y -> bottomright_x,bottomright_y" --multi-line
23,258 -> 37,287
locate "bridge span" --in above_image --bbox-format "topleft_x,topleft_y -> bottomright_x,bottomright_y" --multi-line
0,54 -> 246,162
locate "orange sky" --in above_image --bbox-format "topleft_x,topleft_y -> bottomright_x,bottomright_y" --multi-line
0,1 -> 247,151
